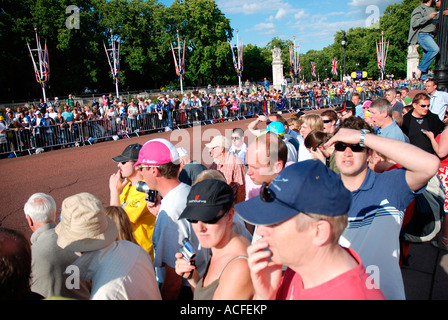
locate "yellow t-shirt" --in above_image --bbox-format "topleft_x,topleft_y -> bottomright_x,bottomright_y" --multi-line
120,182 -> 156,260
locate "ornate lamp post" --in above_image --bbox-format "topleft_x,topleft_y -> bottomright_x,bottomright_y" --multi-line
341,31 -> 347,81
434,0 -> 448,92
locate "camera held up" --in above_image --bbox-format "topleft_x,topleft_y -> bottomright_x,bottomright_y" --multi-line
136,181 -> 158,203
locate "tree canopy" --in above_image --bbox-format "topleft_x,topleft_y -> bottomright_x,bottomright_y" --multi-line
0,0 -> 427,102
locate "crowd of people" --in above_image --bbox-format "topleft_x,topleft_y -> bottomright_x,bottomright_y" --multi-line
0,78 -> 426,159
1,74 -> 447,301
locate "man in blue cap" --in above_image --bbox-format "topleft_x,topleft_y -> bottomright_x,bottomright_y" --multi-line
236,160 -> 385,300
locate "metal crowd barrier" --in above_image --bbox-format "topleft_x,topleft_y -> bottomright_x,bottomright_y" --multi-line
1,92 -> 385,158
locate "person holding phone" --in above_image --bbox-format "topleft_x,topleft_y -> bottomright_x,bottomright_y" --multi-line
174,179 -> 254,300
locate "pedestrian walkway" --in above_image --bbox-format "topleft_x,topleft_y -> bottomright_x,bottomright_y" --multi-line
402,240 -> 448,300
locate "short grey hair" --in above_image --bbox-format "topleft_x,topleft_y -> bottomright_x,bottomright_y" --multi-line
370,98 -> 393,117
24,193 -> 57,224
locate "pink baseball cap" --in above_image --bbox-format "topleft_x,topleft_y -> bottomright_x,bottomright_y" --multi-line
134,138 -> 180,167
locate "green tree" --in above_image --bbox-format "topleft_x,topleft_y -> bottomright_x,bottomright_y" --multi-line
164,0 -> 233,87
242,44 -> 270,82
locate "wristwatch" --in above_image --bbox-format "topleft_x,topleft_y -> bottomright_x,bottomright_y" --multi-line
359,129 -> 369,147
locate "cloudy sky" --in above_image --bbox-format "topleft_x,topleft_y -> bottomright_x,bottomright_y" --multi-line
161,0 -> 402,53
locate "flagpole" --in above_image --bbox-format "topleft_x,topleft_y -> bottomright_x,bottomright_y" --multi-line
290,36 -> 300,85
34,29 -> 47,101
237,29 -> 242,92
177,30 -> 184,95
104,29 -> 120,99
171,29 -> 185,95
28,27 -> 49,102
230,29 -> 243,92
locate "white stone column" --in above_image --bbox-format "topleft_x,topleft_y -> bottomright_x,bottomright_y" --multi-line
272,47 -> 284,91
407,45 -> 420,80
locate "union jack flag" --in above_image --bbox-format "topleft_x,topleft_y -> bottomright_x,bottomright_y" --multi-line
376,45 -> 383,73
289,46 -> 300,78
229,41 -> 244,77
104,36 -> 120,85
376,36 -> 388,75
311,62 -> 316,77
331,58 -> 338,76
27,36 -> 50,87
171,41 -> 186,78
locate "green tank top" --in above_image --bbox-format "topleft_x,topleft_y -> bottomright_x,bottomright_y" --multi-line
193,256 -> 247,300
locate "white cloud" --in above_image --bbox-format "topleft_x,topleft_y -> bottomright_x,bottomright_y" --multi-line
348,0 -> 397,7
248,22 -> 277,35
217,0 -> 292,15
327,11 -> 346,16
293,9 -> 308,20
275,8 -> 288,20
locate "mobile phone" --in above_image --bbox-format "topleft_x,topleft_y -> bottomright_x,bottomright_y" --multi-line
421,129 -> 429,133
179,238 -> 196,264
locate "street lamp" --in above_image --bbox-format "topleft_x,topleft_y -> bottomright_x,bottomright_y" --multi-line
434,0 -> 448,91
341,31 -> 347,81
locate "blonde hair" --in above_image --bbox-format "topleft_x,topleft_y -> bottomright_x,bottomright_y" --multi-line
301,113 -> 324,132
105,206 -> 138,244
295,213 -> 348,245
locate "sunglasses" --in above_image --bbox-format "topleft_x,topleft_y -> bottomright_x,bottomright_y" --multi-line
322,119 -> 332,124
419,104 -> 430,108
231,136 -> 241,140
334,142 -> 366,153
260,183 -> 318,221
187,209 -> 229,225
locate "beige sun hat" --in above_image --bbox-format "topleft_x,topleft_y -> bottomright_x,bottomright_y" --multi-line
55,192 -> 118,252
205,135 -> 231,150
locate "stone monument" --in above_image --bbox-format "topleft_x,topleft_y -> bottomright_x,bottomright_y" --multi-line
407,45 -> 420,80
272,47 -> 284,91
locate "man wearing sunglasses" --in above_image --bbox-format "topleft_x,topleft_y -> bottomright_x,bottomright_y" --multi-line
402,92 -> 444,154
325,116 -> 440,299
109,143 -> 156,260
135,138 -> 209,300
228,128 -> 247,165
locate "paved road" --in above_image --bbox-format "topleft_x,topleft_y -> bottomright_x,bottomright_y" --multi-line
1,93 -> 446,299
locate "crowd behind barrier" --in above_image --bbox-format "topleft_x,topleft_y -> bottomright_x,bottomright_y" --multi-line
0,78 -> 422,158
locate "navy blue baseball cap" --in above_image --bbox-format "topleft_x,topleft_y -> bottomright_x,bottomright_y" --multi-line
235,160 -> 352,226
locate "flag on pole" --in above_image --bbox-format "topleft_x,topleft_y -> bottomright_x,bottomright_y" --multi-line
27,34 -> 50,87
331,58 -> 338,76
171,40 -> 186,79
103,35 -> 120,85
229,41 -> 243,77
311,62 -> 316,77
289,47 -> 301,78
376,31 -> 389,76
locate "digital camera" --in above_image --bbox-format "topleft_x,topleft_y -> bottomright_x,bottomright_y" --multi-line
179,238 -> 196,264
136,181 -> 158,203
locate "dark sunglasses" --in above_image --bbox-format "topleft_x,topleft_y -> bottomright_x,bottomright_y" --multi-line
419,104 -> 430,108
231,136 -> 241,140
120,161 -> 135,165
322,119 -> 332,124
334,142 -> 366,153
260,183 -> 317,221
187,209 -> 229,225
